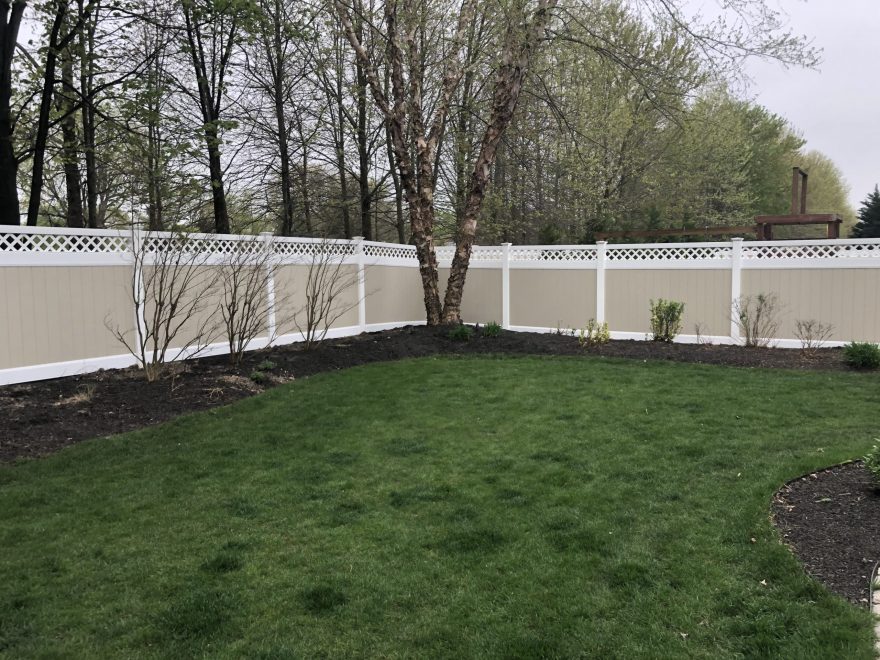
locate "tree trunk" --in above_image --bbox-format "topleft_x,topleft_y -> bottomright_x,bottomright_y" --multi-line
270,0 -> 294,236
205,123 -> 230,234
59,44 -> 84,228
442,0 -> 558,322
181,2 -> 235,235
27,2 -> 70,226
300,145 -> 312,235
79,9 -> 100,227
0,0 -> 25,224
356,59 -> 371,240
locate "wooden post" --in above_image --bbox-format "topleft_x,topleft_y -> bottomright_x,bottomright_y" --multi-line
800,169 -> 808,214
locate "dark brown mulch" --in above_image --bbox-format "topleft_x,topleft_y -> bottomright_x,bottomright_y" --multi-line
0,325 -> 852,463
772,462 -> 880,606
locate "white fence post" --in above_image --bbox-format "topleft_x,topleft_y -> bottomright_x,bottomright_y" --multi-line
129,227 -> 148,357
596,241 -> 607,324
353,236 -> 367,332
730,238 -> 743,344
501,242 -> 511,329
260,231 -> 277,343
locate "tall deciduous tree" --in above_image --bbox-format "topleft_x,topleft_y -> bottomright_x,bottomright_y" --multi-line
180,0 -> 247,234
335,0 -> 557,323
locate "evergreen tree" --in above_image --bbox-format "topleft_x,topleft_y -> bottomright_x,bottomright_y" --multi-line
851,186 -> 880,238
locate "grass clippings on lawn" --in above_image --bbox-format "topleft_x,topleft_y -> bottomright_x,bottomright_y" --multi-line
0,356 -> 877,658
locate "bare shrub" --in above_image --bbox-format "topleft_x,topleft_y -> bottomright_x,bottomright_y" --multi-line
694,322 -> 711,345
108,229 -> 219,382
794,319 -> 834,356
294,239 -> 360,350
217,235 -> 285,367
732,293 -> 781,348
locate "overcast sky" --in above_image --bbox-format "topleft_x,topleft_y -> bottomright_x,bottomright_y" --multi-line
733,0 -> 880,210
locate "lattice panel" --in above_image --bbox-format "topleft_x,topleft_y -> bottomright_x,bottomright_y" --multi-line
142,235 -> 266,256
744,243 -> 880,260
272,239 -> 355,258
364,243 -> 417,259
470,247 -> 504,261
0,231 -> 129,253
435,246 -> 455,261
606,246 -> 730,261
510,247 -> 597,262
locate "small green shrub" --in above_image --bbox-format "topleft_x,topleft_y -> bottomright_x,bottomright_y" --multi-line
255,359 -> 277,371
578,319 -> 610,348
649,299 -> 684,343
483,321 -> 502,338
447,324 -> 473,342
864,443 -> 880,487
843,342 -> 880,369
249,370 -> 268,384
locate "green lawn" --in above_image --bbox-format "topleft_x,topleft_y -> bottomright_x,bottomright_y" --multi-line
1,356 -> 878,658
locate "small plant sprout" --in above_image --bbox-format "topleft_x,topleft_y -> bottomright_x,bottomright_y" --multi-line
447,324 -> 474,342
484,321 -> 502,337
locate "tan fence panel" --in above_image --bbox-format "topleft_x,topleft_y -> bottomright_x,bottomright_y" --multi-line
365,265 -> 425,325
438,268 -> 502,325
606,269 -> 731,336
743,268 -> 880,342
0,265 -> 134,370
274,264 -> 360,336
510,269 -> 596,330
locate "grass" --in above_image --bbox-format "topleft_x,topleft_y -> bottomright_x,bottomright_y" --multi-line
1,355 -> 878,658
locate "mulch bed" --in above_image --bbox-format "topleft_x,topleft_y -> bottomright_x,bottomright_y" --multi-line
1,324 -> 874,607
0,325 -> 853,463
772,462 -> 880,607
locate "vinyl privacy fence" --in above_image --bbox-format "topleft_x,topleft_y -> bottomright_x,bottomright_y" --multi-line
2,225 -> 880,385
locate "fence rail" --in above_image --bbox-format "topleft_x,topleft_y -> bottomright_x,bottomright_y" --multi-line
2,226 -> 880,385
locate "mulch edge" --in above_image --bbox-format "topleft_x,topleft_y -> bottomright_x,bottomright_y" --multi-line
770,460 -> 880,610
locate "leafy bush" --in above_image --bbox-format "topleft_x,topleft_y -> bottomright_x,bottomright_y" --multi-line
864,443 -> 880,487
733,293 -> 781,347
649,299 -> 684,343
256,359 -> 277,371
843,342 -> 880,370
483,321 -> 502,338
578,319 -> 610,348
447,324 -> 473,342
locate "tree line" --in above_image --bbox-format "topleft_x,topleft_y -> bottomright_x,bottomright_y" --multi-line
1,0 -> 857,322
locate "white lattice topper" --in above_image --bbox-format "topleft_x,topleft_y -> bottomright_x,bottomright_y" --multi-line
0,228 -> 130,254
606,245 -> 730,262
510,246 -> 597,262
2,226 -> 880,266
744,240 -> 880,260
